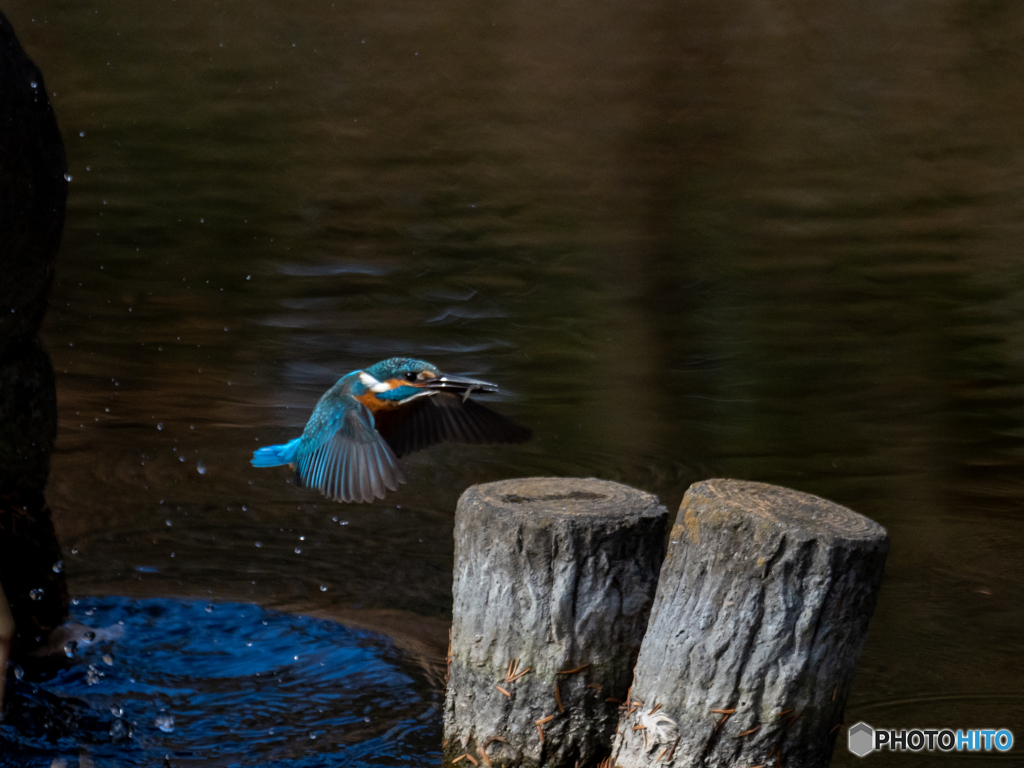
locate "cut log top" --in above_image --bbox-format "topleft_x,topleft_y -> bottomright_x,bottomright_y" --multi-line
682,478 -> 887,545
462,477 -> 666,522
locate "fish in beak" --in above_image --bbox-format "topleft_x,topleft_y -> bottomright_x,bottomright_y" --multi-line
424,373 -> 499,401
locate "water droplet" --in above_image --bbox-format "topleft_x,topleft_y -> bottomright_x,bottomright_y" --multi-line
157,423 -> 163,430
319,585 -> 327,592
52,560 -> 63,573
13,664 -> 24,680
103,654 -> 115,666
86,664 -> 104,684
254,541 -> 262,548
109,718 -> 129,741
111,705 -> 123,717
165,519 -> 173,527
196,460 -> 207,474
79,131 -> 85,137
155,713 -> 175,732
29,588 -> 44,601
294,547 -> 302,554
246,275 -> 251,280
205,604 -> 214,612
64,173 -> 72,182
63,640 -> 77,657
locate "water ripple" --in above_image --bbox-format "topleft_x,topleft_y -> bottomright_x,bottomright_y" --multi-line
0,597 -> 440,767
277,262 -> 393,278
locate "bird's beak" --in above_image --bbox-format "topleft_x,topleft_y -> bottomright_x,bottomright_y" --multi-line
424,373 -> 499,400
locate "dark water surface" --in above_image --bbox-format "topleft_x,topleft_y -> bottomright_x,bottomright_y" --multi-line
4,0 -> 1024,763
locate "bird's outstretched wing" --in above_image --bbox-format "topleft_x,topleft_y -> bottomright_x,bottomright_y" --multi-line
295,398 -> 406,503
373,393 -> 531,458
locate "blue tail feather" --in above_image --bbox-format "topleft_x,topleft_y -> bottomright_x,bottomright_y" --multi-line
251,438 -> 301,467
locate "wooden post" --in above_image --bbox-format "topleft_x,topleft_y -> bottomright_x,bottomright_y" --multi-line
444,478 -> 669,768
611,479 -> 889,768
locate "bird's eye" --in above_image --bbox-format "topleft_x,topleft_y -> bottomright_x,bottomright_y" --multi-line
405,371 -> 418,382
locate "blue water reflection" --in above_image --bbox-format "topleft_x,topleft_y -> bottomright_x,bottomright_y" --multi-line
0,597 -> 439,767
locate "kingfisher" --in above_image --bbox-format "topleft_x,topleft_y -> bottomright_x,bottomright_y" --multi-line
251,357 -> 530,503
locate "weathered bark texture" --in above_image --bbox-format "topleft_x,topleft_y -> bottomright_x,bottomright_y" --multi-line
444,478 -> 670,768
611,479 -> 889,768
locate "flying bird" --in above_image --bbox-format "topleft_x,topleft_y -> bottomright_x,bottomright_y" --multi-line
251,357 -> 530,503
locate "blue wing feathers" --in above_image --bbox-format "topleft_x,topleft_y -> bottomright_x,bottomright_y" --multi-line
253,397 -> 408,503
357,449 -> 369,502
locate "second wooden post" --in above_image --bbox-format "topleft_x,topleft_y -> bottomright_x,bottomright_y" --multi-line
611,479 -> 889,768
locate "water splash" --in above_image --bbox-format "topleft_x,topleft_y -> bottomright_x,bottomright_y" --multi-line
0,597 -> 439,766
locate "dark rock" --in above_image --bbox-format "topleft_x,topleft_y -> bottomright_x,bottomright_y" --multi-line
0,488 -> 69,656
0,11 -> 68,657
0,10 -> 67,356
0,339 -> 57,492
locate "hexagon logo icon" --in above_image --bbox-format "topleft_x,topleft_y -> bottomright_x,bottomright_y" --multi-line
848,722 -> 875,757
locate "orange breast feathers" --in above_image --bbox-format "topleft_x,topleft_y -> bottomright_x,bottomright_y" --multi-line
355,378 -> 417,413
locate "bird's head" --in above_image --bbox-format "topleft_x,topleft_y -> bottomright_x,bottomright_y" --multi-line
355,357 -> 498,406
